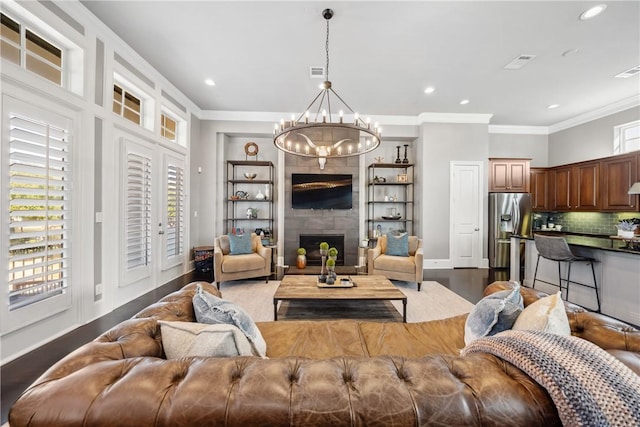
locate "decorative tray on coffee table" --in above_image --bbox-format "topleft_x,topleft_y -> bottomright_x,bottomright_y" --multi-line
316,277 -> 355,288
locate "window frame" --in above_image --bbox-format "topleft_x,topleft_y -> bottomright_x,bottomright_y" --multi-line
1,95 -> 74,334
613,120 -> 640,154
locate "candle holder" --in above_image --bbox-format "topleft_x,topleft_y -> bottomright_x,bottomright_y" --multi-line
395,146 -> 402,163
402,144 -> 409,163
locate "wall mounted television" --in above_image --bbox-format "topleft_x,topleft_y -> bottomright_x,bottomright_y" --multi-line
292,173 -> 353,210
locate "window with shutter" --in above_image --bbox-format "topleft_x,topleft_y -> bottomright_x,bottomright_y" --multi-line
165,162 -> 184,259
8,112 -> 71,310
125,150 -> 152,272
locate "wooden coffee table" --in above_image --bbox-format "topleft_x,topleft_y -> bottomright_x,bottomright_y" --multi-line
273,275 -> 407,322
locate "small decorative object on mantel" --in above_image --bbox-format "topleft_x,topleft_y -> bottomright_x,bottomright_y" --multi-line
296,248 -> 307,269
402,144 -> 409,163
244,141 -> 259,160
395,146 -> 402,163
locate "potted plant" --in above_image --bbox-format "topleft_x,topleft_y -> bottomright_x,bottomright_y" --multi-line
328,247 -> 338,261
617,219 -> 638,238
318,242 -> 330,282
296,248 -> 307,269
325,258 -> 336,284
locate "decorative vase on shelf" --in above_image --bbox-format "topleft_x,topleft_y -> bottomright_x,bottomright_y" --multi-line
264,184 -> 270,200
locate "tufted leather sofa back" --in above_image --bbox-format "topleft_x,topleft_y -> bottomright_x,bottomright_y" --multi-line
9,281 -> 639,426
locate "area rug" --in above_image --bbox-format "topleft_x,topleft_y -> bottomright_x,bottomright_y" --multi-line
218,279 -> 474,323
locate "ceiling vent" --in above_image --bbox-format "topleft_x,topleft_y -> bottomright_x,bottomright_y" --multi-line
615,65 -> 640,78
309,66 -> 325,78
503,54 -> 537,70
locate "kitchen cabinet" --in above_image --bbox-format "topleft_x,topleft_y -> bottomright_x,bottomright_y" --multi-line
225,160 -> 275,239
550,162 -> 599,211
489,158 -> 530,192
367,163 -> 414,244
600,154 -> 638,211
530,168 -> 549,211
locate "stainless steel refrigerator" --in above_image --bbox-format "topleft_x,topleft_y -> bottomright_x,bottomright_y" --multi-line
489,193 -> 532,268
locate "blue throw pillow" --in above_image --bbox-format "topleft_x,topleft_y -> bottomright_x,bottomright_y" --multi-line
228,233 -> 253,255
386,233 -> 409,257
464,282 -> 523,345
192,284 -> 266,357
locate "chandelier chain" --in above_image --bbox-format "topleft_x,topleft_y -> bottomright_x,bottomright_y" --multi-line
325,18 -> 330,81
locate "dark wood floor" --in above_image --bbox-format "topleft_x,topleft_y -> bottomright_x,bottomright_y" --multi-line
1,268 -> 506,423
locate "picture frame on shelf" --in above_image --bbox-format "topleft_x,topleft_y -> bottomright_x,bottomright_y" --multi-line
397,174 -> 408,183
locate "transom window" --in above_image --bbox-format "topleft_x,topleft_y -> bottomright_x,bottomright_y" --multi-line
161,113 -> 177,142
614,120 -> 640,154
113,84 -> 142,125
1,12 -> 63,85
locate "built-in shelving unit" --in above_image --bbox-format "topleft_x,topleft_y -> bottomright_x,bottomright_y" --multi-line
367,163 -> 414,245
225,160 -> 274,241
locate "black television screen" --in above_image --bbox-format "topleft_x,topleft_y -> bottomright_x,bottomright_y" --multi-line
292,173 -> 352,209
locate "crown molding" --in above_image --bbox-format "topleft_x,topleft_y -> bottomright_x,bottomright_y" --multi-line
488,125 -> 549,135
417,112 -> 493,124
548,96 -> 640,134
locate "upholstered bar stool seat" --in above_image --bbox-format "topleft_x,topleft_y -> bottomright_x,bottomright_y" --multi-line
532,234 -> 600,312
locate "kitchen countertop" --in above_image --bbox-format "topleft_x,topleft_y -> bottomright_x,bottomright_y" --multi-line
513,230 -> 640,255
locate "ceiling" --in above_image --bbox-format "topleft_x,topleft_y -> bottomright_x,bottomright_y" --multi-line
80,1 -> 640,127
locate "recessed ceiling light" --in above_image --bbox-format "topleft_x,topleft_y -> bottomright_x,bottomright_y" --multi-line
204,79 -> 216,86
424,86 -> 435,94
459,99 -> 469,105
547,104 -> 560,109
579,4 -> 607,20
561,48 -> 579,57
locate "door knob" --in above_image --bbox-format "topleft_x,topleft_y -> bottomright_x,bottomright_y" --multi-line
474,228 -> 480,231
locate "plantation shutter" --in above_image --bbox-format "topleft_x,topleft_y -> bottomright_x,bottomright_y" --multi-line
8,113 -> 70,310
165,162 -> 184,259
125,150 -> 152,271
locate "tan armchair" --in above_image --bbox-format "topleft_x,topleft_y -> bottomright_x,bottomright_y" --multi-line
368,235 -> 423,291
214,233 -> 272,290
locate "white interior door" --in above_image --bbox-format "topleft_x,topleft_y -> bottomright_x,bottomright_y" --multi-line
450,161 -> 482,267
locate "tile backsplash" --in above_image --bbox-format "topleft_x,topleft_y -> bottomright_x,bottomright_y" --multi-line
534,211 -> 640,236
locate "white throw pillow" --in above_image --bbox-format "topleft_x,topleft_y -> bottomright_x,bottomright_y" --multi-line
512,291 -> 571,336
159,320 -> 255,359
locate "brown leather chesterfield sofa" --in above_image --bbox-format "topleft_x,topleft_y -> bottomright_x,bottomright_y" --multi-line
9,281 -> 640,426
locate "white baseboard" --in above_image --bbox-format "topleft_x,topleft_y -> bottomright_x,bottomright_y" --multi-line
423,259 -> 453,269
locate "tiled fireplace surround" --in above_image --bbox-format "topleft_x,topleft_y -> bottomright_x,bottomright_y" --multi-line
283,153 -> 361,268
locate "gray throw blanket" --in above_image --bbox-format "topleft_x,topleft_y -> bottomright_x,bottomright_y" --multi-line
462,330 -> 640,427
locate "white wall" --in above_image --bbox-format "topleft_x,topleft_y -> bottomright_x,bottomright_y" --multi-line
548,107 -> 639,166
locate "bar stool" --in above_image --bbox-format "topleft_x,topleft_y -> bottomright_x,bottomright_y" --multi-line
532,234 -> 600,312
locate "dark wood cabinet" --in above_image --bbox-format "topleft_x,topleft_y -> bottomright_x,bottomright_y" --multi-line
600,154 -> 638,211
549,162 -> 600,211
573,163 -> 600,210
530,168 -> 549,211
551,167 -> 572,210
489,158 -> 530,192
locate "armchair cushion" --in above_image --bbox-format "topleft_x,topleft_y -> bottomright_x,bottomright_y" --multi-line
228,233 -> 253,255
221,253 -> 266,273
374,255 -> 416,274
385,233 -> 409,257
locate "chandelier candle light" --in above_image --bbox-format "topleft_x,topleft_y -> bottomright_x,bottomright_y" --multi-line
273,9 -> 381,169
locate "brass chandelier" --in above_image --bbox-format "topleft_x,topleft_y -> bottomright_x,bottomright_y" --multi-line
273,9 -> 381,170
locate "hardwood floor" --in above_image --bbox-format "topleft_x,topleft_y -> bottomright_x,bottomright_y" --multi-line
1,268 -> 501,424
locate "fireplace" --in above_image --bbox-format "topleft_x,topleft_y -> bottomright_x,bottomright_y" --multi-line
299,234 -> 345,266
